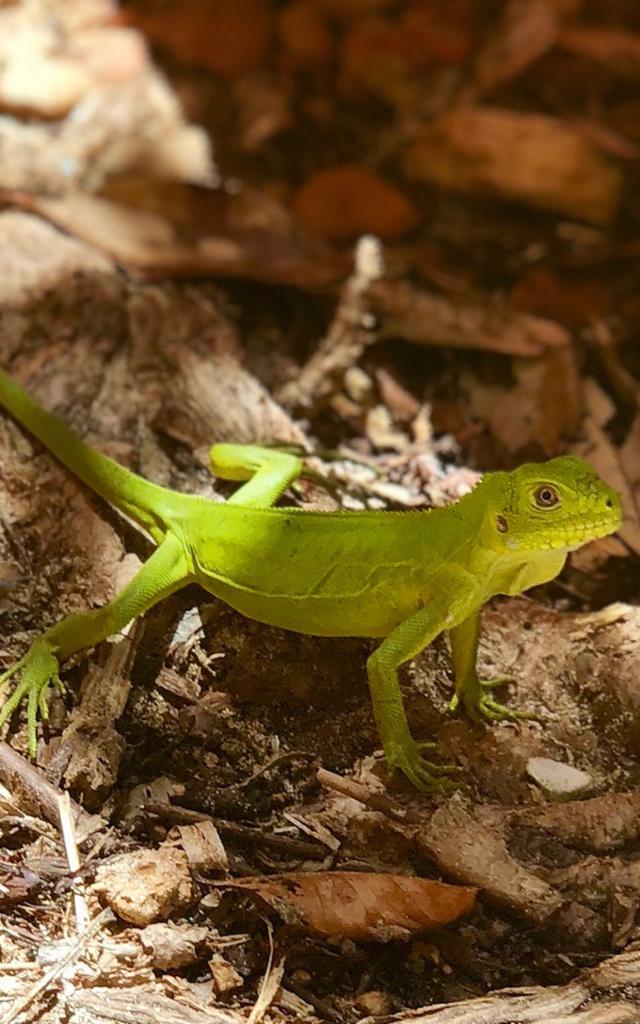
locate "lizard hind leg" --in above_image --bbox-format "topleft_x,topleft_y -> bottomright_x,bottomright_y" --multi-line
209,444 -> 303,509
0,533 -> 192,756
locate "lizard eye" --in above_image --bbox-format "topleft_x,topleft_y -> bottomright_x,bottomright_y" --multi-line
534,484 -> 559,508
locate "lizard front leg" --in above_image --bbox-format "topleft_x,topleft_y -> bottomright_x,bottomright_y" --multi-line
447,610 -> 534,722
367,577 -> 477,791
0,533 -> 192,755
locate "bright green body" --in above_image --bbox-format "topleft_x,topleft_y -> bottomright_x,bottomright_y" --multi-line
0,368 -> 621,787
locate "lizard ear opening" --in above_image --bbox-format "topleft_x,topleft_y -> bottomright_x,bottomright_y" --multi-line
496,514 -> 509,534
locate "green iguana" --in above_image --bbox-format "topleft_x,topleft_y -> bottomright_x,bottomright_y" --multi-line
0,368 -> 621,788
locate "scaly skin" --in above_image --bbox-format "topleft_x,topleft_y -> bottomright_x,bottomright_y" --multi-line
0,368 -> 622,787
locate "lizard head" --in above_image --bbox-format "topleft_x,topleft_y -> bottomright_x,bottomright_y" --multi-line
491,456 -> 621,553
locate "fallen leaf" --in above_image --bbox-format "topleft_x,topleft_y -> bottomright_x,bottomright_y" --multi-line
292,164 -> 420,243
226,871 -> 476,940
572,379 -> 640,556
371,278 -> 569,357
510,267 -> 610,327
560,25 -> 640,79
123,0 -> 273,76
278,1 -> 334,69
466,347 -> 582,457
470,0 -> 561,94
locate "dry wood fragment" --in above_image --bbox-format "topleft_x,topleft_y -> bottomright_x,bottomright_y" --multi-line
93,845 -> 195,925
166,820 -> 229,874
64,984 -> 244,1024
46,630 -> 139,808
512,788 -> 640,854
139,922 -> 210,970
369,948 -> 640,1023
401,106 -> 622,225
416,797 -> 605,946
0,741 -> 89,827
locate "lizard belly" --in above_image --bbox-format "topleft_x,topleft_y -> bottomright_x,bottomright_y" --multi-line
196,572 -> 422,637
187,504 -> 435,637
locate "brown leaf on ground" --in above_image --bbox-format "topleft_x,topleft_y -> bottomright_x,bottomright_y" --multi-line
510,267 -> 611,327
292,163 -> 420,243
277,1 -> 334,69
469,0 -> 561,95
226,871 -> 476,940
573,379 -> 640,556
467,347 -> 582,457
122,0 -> 273,76
8,177 -> 343,288
402,106 -> 622,225
560,25 -> 640,79
339,8 -> 469,103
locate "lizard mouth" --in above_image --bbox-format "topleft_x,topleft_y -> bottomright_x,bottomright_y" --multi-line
543,511 -> 621,551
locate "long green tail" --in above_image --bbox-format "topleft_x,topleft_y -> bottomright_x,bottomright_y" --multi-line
0,367 -> 170,541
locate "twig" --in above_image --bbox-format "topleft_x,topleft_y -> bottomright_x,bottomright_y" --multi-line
247,919 -> 284,1024
316,767 -> 424,825
0,742 -> 89,828
3,907 -> 114,1024
58,790 -> 89,933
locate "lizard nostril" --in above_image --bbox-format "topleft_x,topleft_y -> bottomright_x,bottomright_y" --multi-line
605,498 -> 613,509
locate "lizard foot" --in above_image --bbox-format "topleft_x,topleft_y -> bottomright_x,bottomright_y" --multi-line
448,676 -> 537,724
0,638 -> 62,757
386,738 -> 462,792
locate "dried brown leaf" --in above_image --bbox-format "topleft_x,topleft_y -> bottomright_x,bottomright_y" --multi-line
226,871 -> 476,940
465,347 -> 581,457
573,379 -> 640,556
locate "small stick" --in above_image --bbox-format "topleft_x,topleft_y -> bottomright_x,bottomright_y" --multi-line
316,767 -> 425,825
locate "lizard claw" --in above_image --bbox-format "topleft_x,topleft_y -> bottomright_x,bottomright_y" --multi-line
386,738 -> 463,792
0,639 -> 61,757
449,675 -> 537,723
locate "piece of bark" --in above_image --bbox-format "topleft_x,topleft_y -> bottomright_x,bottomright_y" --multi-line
8,180 -> 343,290
44,631 -> 138,809
64,984 -> 244,1024
370,279 -> 570,357
512,789 -> 640,854
401,106 -> 622,225
139,923 -> 210,970
0,742 -> 91,828
416,797 -> 604,947
372,948 -> 640,1023
166,821 -> 229,874
93,845 -> 196,925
